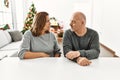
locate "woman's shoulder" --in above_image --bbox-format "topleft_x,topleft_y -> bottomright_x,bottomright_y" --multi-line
24,30 -> 32,36
49,32 -> 55,36
49,32 -> 56,39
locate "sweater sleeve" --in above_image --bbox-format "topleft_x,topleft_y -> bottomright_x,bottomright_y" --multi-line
79,31 -> 100,60
18,31 -> 31,59
53,34 -> 61,55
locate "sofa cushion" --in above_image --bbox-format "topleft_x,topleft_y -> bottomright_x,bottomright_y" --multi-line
4,30 -> 12,43
0,50 -> 18,57
0,30 -> 9,48
0,41 -> 22,51
0,52 -> 7,60
9,30 -> 22,42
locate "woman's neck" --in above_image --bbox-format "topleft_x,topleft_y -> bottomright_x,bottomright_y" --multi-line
41,30 -> 49,35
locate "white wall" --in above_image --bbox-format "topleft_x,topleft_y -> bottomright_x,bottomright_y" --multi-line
73,1 -> 93,28
92,0 -> 103,36
14,0 -> 24,30
21,0 -> 120,55
24,0 -> 92,30
103,0 -> 120,55
93,0 -> 120,56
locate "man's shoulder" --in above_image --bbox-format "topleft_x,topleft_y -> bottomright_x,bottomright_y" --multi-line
63,29 -> 73,38
87,28 -> 98,34
65,29 -> 72,34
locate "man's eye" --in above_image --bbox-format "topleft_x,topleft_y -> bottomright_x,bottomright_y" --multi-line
72,21 -> 76,23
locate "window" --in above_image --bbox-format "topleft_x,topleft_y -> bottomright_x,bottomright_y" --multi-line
15,0 -> 24,30
0,0 -> 12,29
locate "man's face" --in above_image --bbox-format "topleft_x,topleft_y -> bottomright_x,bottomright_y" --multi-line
70,15 -> 82,31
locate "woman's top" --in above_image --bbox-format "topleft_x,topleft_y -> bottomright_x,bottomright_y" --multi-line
18,30 -> 61,59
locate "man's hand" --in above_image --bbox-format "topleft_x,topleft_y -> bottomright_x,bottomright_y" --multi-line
77,57 -> 91,66
66,51 -> 80,60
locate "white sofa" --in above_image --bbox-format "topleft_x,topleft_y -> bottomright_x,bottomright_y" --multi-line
0,30 -> 22,58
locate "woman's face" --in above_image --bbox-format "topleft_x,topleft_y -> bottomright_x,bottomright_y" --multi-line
43,16 -> 51,32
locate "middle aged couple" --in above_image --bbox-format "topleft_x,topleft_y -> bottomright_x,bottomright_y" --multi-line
18,11 -> 100,66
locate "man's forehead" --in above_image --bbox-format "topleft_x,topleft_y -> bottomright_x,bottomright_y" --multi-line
71,15 -> 80,21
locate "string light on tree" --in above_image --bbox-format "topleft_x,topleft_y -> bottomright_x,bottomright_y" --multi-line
21,3 -> 37,34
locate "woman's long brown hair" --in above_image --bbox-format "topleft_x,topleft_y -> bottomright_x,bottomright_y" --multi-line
31,12 -> 49,37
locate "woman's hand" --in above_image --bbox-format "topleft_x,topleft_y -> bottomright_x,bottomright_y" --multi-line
54,53 -> 61,57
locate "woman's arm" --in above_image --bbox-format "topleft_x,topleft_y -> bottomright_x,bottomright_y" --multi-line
18,31 -> 50,59
24,51 -> 50,59
54,53 -> 61,57
52,33 -> 61,57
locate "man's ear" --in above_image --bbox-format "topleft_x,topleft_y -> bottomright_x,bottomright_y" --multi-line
81,20 -> 85,25
82,19 -> 86,25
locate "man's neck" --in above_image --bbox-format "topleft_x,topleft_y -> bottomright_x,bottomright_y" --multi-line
75,27 -> 87,37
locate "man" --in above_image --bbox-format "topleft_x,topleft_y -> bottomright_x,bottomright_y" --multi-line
63,12 -> 100,66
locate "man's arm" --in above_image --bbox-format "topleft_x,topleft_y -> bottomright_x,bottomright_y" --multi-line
78,31 -> 100,60
76,57 -> 92,66
63,30 -> 80,60
65,51 -> 80,60
63,30 -> 73,56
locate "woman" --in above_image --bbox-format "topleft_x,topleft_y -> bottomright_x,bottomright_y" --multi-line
18,12 -> 61,59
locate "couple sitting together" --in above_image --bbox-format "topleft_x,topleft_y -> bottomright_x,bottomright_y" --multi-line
18,11 -> 100,66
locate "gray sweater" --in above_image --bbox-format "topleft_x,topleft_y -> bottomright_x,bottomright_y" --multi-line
63,28 -> 100,60
18,30 -> 61,59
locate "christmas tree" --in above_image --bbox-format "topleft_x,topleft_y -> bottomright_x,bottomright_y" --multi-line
21,3 -> 37,34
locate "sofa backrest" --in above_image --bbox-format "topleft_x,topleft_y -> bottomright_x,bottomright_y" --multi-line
0,30 -> 12,48
4,30 -> 12,43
